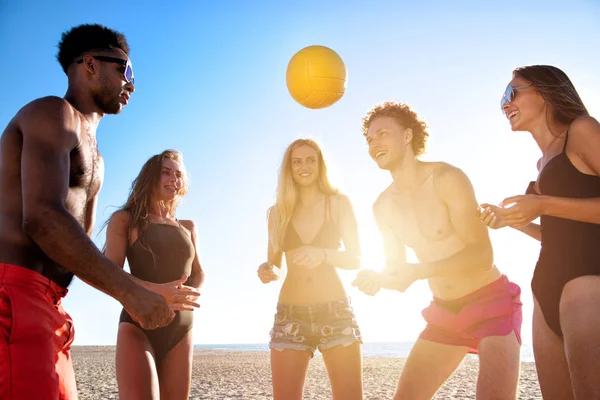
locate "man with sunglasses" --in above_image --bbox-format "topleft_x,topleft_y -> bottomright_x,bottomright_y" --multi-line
0,24 -> 173,399
352,101 -> 523,399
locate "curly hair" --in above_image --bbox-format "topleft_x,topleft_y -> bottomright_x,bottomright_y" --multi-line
361,101 -> 429,157
56,24 -> 130,74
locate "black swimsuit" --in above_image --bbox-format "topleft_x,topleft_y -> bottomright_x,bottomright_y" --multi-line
119,221 -> 195,362
527,129 -> 600,337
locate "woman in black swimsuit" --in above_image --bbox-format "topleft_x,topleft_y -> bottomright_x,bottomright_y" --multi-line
480,65 -> 600,399
257,138 -> 363,399
104,149 -> 204,400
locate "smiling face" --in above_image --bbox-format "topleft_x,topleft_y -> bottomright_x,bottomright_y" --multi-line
501,75 -> 546,132
290,144 -> 320,187
365,116 -> 412,170
154,157 -> 184,202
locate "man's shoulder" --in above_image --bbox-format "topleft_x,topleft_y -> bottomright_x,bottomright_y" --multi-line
430,162 -> 470,186
429,162 -> 476,203
18,96 -> 74,118
17,97 -> 84,150
17,96 -> 79,134
428,161 -> 461,177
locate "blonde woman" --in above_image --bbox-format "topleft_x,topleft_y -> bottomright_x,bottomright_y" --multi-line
104,150 -> 204,400
257,139 -> 363,400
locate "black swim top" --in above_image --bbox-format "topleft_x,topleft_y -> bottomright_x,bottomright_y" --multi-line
527,128 -> 600,335
127,221 -> 195,284
282,196 -> 342,252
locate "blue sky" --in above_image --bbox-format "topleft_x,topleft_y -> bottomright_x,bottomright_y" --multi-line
0,0 -> 599,345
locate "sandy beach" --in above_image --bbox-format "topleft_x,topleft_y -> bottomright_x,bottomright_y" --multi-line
72,346 -> 542,399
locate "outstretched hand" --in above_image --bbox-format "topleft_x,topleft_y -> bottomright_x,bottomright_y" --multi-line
353,266 -> 419,295
121,285 -> 175,330
480,194 -> 544,229
479,203 -> 508,229
352,269 -> 382,296
498,195 -> 545,227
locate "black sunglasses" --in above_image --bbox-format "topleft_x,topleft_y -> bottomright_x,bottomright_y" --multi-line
77,55 -> 134,84
500,84 -> 531,113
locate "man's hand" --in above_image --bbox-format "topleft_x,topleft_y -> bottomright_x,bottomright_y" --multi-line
479,204 -> 509,229
146,274 -> 201,311
353,265 -> 420,295
120,283 -> 175,330
257,262 -> 279,284
352,270 -> 383,296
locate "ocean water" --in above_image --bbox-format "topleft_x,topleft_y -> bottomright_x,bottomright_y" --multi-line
195,342 -> 536,363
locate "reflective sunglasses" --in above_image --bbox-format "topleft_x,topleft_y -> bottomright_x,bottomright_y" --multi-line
77,55 -> 134,85
500,84 -> 531,113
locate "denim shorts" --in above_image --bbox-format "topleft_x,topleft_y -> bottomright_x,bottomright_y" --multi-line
269,298 -> 362,357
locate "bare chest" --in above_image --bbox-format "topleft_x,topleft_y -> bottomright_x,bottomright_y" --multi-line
71,143 -> 100,186
66,137 -> 103,222
387,188 -> 454,249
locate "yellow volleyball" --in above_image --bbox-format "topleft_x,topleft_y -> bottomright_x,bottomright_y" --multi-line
286,45 -> 347,109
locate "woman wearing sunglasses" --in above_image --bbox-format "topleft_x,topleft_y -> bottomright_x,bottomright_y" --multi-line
257,138 -> 363,400
480,65 -> 600,399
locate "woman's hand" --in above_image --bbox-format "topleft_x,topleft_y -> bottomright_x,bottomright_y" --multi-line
497,195 -> 545,227
257,262 -> 280,284
290,246 -> 327,269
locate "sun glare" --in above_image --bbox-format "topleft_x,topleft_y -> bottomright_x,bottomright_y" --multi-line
338,208 -> 432,342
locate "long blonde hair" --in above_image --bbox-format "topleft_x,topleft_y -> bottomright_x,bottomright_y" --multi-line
268,139 -> 338,252
107,149 -> 189,244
